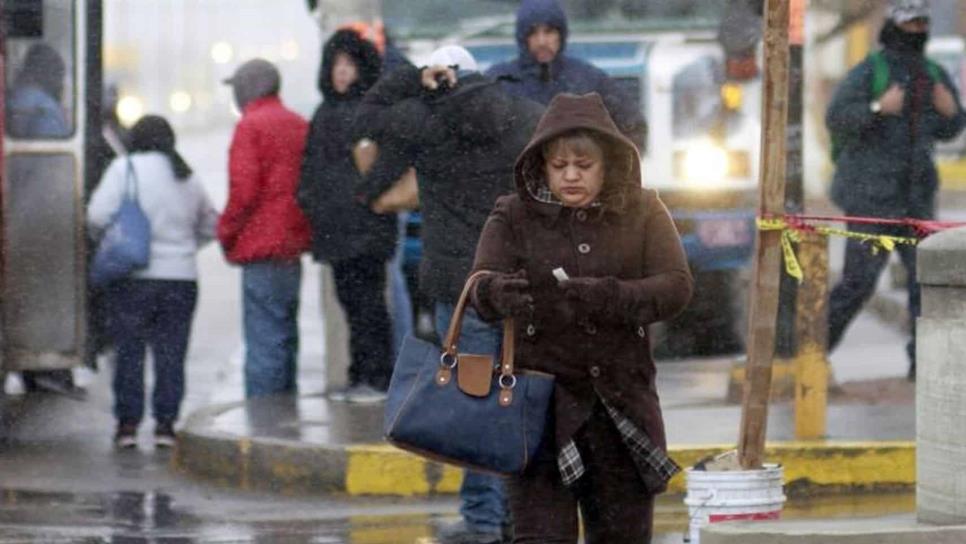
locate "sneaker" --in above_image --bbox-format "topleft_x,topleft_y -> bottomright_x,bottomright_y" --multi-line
154,423 -> 177,449
435,519 -> 503,544
344,384 -> 388,404
114,424 -> 138,449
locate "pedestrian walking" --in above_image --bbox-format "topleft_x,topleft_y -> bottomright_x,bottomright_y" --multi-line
88,115 -> 218,449
486,0 -> 646,150
297,29 -> 396,403
470,93 -> 693,543
219,58 -> 312,398
355,46 -> 543,543
826,0 -> 965,380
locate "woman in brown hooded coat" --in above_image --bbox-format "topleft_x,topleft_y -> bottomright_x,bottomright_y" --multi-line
471,92 -> 693,542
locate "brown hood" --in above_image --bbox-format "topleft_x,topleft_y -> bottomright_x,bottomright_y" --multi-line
514,92 -> 642,202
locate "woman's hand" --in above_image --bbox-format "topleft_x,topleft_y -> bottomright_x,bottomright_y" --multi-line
560,277 -> 619,318
480,270 -> 533,318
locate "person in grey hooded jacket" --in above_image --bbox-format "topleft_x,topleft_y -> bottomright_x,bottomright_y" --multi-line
826,0 -> 965,380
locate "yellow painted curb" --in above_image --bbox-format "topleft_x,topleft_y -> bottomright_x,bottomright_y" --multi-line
665,441 -> 915,494
343,441 -> 915,497
346,444 -> 462,496
939,158 -> 966,189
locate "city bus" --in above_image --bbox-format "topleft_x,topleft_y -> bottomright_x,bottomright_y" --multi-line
1,0 -> 103,395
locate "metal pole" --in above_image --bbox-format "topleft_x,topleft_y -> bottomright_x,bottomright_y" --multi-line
793,234 -> 829,440
774,0 -> 805,358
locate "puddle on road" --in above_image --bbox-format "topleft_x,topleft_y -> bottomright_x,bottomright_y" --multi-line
0,488 -> 916,543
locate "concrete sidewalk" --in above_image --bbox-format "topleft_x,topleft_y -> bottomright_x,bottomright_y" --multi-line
701,515 -> 966,544
175,310 -> 918,497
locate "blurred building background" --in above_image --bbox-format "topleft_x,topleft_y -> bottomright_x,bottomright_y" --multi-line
104,0 -> 322,132
101,0 -> 966,196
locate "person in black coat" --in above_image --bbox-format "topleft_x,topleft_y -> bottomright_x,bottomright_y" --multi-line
297,29 -> 397,401
356,49 -> 544,307
354,46 -> 543,543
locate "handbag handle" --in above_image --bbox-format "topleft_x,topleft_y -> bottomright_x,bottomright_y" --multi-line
441,270 -> 515,377
124,158 -> 140,202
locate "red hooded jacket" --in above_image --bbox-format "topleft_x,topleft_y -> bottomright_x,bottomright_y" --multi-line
218,96 -> 311,263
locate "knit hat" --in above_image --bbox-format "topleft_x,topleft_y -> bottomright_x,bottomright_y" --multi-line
889,0 -> 930,23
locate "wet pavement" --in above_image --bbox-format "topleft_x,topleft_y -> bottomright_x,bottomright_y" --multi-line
193,355 -> 914,449
0,485 -> 915,543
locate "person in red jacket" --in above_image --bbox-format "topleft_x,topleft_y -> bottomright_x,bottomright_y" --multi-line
219,58 -> 311,398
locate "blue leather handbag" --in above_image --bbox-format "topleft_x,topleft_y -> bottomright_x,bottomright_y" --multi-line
90,159 -> 151,288
384,271 -> 555,475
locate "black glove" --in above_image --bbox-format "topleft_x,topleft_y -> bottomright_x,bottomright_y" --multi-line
561,276 -> 620,319
479,270 -> 533,318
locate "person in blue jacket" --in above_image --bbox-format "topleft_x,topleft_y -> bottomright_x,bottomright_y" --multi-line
826,0 -> 965,381
486,0 -> 647,151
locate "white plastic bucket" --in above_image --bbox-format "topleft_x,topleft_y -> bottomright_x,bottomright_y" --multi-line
683,464 -> 786,544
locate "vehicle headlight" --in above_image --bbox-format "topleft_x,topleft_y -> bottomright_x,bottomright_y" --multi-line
682,141 -> 729,185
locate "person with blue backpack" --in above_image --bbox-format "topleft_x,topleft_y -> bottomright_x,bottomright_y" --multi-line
826,0 -> 965,381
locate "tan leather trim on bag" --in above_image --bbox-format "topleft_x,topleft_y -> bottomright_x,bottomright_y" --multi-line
457,354 -> 494,397
373,168 -> 418,213
352,139 -> 378,174
353,139 -> 419,213
442,271 -> 518,408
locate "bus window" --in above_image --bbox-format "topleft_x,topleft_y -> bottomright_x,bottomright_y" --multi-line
3,0 -> 76,139
671,55 -> 723,140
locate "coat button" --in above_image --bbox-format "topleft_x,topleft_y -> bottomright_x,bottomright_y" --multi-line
526,324 -> 536,336
638,326 -> 646,338
578,243 -> 591,254
576,210 -> 588,222
589,366 -> 601,378
585,323 -> 597,335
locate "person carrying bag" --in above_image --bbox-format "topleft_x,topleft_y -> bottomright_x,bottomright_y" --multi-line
384,270 -> 555,475
469,93 -> 693,543
89,158 -> 151,288
88,115 -> 218,449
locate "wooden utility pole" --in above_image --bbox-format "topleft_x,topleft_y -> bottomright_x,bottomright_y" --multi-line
738,0 -> 791,470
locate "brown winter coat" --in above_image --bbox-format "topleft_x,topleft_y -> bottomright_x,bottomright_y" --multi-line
470,93 -> 693,455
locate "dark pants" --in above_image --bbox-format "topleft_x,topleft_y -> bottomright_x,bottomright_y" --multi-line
109,279 -> 198,426
828,223 -> 919,366
331,255 -> 392,390
506,403 -> 655,543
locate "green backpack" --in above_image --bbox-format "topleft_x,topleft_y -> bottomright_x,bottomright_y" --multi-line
830,51 -> 943,162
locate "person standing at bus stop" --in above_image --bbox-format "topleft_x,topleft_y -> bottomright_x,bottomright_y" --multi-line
88,115 -> 218,448
297,29 -> 397,403
486,0 -> 647,151
354,46 -> 543,543
219,59 -> 312,398
826,0 -> 965,381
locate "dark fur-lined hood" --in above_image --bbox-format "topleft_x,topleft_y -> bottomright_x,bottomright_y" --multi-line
318,29 -> 382,101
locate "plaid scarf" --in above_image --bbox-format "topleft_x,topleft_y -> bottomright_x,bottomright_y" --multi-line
557,398 -> 680,492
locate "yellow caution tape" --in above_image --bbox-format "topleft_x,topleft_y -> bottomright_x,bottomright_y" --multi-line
757,218 -> 804,283
812,226 -> 917,254
756,218 -> 919,281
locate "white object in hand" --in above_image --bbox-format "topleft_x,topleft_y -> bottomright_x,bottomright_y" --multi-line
552,267 -> 570,283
